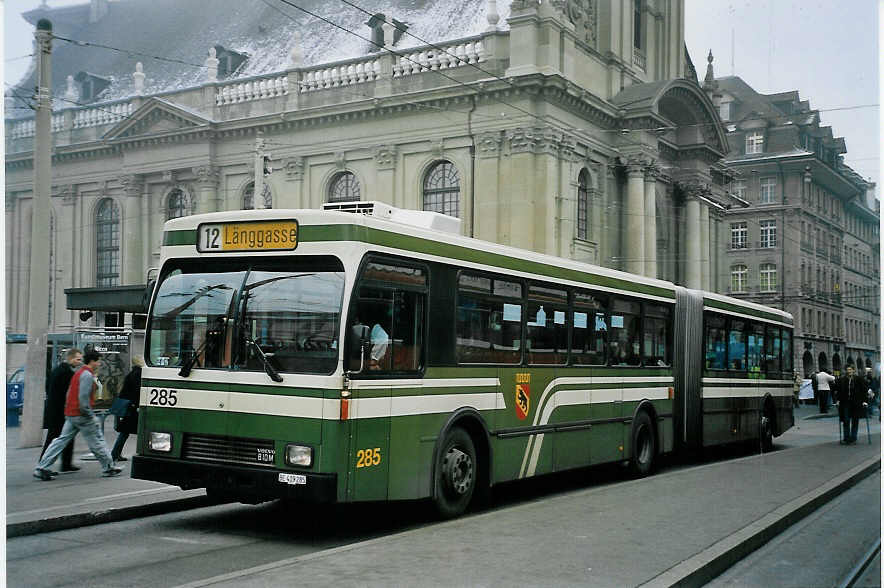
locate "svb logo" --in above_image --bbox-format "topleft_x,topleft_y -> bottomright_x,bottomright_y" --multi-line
515,373 -> 531,420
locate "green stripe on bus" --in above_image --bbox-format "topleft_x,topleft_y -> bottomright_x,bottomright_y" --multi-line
704,298 -> 792,324
163,230 -> 197,246
302,225 -> 675,299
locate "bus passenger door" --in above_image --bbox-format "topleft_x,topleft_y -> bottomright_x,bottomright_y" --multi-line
345,263 -> 427,502
348,379 -> 391,502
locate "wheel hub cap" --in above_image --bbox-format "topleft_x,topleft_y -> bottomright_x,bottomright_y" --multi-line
442,447 -> 473,495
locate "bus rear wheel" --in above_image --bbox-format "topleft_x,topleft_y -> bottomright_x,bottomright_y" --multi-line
433,427 -> 476,519
628,411 -> 656,477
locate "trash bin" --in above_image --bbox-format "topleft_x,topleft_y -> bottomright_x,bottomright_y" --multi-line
6,382 -> 24,427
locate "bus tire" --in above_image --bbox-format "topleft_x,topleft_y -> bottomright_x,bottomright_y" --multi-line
628,411 -> 656,477
760,406 -> 774,452
433,427 -> 476,519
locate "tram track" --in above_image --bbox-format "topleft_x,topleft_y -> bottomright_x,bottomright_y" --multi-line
839,537 -> 881,588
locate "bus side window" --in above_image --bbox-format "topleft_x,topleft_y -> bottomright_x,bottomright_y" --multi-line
728,319 -> 747,372
747,322 -> 765,376
704,314 -> 727,370
350,261 -> 427,374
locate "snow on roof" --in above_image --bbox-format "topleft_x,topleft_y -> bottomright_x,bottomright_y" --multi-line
8,0 -> 509,117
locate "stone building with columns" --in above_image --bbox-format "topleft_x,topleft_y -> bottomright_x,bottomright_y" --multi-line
6,0 -> 739,375
710,73 -> 880,377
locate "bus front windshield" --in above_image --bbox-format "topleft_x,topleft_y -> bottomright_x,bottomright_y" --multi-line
147,256 -> 345,375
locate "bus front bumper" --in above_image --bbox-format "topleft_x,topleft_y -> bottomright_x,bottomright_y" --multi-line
132,455 -> 337,503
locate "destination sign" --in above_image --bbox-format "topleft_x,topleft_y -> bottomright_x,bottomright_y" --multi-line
197,220 -> 298,252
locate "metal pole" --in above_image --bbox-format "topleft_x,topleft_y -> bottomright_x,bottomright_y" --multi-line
20,19 -> 54,447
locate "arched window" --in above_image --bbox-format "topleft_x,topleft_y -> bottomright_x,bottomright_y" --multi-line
577,168 -> 589,240
242,181 -> 272,209
422,161 -> 460,218
96,198 -> 120,287
166,188 -> 190,220
328,171 -> 360,203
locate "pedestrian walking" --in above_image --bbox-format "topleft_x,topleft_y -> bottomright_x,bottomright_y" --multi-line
835,365 -> 867,445
792,371 -> 801,408
815,369 -> 835,413
110,356 -> 143,462
40,348 -> 83,475
33,351 -> 122,480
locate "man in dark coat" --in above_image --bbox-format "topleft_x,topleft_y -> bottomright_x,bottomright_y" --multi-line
40,348 -> 83,473
836,365 -> 867,444
110,356 -> 143,462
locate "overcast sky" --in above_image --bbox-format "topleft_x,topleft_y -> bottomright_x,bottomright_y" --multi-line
3,0 -> 881,188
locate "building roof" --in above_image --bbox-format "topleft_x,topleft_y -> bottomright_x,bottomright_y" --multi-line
7,0 -> 508,117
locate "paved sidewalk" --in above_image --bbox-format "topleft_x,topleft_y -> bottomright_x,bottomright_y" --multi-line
5,420 -> 209,537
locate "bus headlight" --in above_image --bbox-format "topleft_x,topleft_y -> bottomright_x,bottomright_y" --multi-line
285,444 -> 312,467
149,432 -> 172,452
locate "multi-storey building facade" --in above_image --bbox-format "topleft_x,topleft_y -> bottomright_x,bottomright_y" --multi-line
713,75 -> 880,376
5,0 -> 741,377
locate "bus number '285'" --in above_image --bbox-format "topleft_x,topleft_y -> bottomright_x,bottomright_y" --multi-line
356,448 -> 381,468
149,388 -> 178,406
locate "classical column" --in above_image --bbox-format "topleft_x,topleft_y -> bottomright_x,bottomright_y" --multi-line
120,175 -> 144,284
700,201 -> 711,291
58,187 -> 77,328
684,194 -> 702,289
625,161 -> 646,275
535,127 -> 564,256
283,157 -> 305,207
505,127 -> 537,250
644,164 -> 659,278
374,145 -> 397,208
474,132 -> 502,243
192,166 -> 220,214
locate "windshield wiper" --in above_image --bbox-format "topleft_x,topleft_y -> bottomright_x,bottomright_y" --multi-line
178,336 -> 211,378
244,334 -> 284,383
178,317 -> 226,377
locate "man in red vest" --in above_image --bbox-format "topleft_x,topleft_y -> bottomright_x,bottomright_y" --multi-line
34,350 -> 122,480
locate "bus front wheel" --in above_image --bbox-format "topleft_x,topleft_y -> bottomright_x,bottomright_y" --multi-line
433,427 -> 476,519
628,411 -> 656,477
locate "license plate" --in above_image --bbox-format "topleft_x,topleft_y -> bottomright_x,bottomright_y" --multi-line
278,473 -> 307,485
197,220 -> 298,252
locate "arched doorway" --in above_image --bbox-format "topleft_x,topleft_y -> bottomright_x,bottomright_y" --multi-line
832,353 -> 842,377
818,352 -> 828,373
846,356 -> 855,369
802,351 -> 814,377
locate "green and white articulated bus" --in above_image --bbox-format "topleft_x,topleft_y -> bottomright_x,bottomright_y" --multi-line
132,201 -> 794,518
